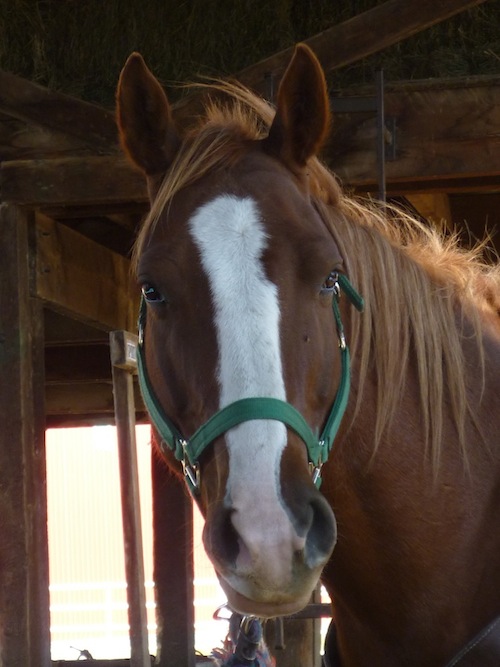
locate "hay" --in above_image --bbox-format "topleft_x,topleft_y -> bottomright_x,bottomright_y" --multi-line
0,0 -> 498,107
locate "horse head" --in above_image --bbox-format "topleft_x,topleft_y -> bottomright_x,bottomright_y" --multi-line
116,45 -> 354,618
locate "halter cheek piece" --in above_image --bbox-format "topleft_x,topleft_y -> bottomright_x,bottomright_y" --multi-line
137,273 -> 364,495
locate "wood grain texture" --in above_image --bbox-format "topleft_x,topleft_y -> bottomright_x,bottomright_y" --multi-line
328,76 -> 500,189
35,214 -> 139,331
1,155 -> 146,207
0,68 -> 118,152
0,204 -> 50,666
235,0 -> 488,93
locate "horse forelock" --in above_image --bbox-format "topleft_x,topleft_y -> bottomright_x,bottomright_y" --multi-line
131,81 -> 277,273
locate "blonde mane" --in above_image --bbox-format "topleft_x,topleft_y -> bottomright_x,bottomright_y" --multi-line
331,198 -> 498,466
135,80 -> 500,466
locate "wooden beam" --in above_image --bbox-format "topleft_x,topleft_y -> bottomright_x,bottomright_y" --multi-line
0,0 -> 485,160
0,112 -> 92,162
235,0 -> 488,94
0,68 -> 118,152
44,309 -> 110,345
42,202 -> 146,222
34,214 -> 139,332
377,175 -> 500,196
45,381 -> 146,425
1,155 -> 146,207
2,77 -> 500,206
0,204 -> 51,666
328,77 -> 500,189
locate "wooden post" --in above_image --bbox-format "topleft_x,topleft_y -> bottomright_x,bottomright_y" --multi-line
152,453 -> 195,667
0,204 -> 50,666
110,331 -> 151,667
265,586 -> 325,667
265,615 -> 319,667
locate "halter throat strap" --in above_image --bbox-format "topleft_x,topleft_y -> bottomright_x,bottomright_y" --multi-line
137,273 -> 363,493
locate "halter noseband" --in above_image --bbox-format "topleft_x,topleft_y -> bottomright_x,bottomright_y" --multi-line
137,272 -> 363,495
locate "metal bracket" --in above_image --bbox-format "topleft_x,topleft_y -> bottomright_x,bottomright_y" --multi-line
332,70 -> 397,203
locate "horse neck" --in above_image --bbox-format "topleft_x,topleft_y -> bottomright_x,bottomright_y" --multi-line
321,303 -> 500,666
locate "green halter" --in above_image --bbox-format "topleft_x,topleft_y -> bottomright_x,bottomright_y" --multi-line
137,272 -> 363,493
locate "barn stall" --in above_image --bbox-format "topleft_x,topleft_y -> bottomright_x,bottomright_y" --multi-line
0,1 -> 499,665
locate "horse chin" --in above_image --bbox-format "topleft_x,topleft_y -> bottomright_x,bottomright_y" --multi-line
217,574 -> 313,619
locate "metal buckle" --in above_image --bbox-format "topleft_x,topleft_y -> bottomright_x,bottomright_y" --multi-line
333,277 -> 340,298
137,315 -> 145,346
309,440 -> 325,486
338,330 -> 346,350
311,465 -> 322,486
180,440 -> 200,490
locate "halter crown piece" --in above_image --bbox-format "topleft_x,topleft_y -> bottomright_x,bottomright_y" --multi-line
137,272 -> 364,495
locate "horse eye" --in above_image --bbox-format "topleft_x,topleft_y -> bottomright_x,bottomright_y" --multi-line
141,283 -> 165,303
322,270 -> 339,292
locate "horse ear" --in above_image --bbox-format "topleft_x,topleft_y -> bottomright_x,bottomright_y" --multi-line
263,43 -> 330,169
116,52 -> 181,175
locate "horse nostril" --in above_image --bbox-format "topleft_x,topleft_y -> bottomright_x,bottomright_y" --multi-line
304,495 -> 337,568
204,507 -> 240,566
281,473 -> 337,568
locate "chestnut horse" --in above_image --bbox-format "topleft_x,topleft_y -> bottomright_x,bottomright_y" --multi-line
116,45 -> 500,666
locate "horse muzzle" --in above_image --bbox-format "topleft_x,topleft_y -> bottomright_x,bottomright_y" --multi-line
202,482 -> 337,618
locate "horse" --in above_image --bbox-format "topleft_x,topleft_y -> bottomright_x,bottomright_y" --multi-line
116,44 -> 500,666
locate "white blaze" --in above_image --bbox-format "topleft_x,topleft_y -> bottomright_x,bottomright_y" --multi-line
189,195 -> 299,578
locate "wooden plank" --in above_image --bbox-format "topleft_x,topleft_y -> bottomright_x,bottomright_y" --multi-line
35,214 -> 139,331
0,68 -> 118,152
45,381 -> 145,420
44,309 -> 110,345
0,0 -> 485,159
1,155 -> 146,207
235,0 -> 488,94
328,77 -> 500,188
0,204 -> 50,666
0,113 -> 89,162
383,175 -> 500,195
110,332 -> 150,667
152,454 -> 195,667
5,149 -> 500,208
46,382 -> 114,417
2,76 -> 500,206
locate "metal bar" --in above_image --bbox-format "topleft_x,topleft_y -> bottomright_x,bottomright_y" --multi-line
287,603 -> 333,619
110,331 -> 150,667
264,72 -> 275,104
376,70 -> 387,203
